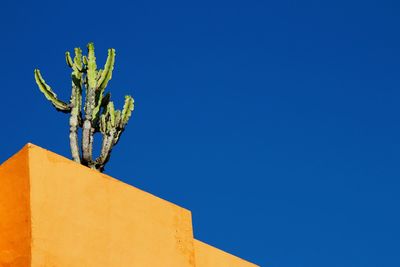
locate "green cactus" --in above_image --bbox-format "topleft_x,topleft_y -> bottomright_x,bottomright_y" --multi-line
34,42 -> 135,172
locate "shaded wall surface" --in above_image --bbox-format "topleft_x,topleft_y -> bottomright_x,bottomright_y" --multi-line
0,144 -> 258,267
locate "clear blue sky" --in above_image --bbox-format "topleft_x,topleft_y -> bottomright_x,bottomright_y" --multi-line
1,0 -> 399,266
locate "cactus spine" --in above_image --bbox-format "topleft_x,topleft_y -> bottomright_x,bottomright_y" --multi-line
34,43 -> 134,172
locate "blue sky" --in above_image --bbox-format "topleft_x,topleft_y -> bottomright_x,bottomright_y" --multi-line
1,0 -> 400,266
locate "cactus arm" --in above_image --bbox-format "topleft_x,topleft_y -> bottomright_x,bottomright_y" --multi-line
82,121 -> 93,164
107,101 -> 115,126
96,133 -> 115,172
82,43 -> 98,165
95,101 -> 116,171
73,48 -> 83,72
72,47 -> 83,116
97,49 -> 115,91
120,95 -> 134,127
88,127 -> 95,168
65,52 -> 73,68
86,43 -> 97,91
92,89 -> 105,122
69,84 -> 81,162
84,43 -> 97,116
114,110 -> 121,128
68,48 -> 84,163
34,69 -> 71,113
96,120 -> 117,171
99,114 -> 106,133
82,122 -> 95,164
91,49 -> 115,121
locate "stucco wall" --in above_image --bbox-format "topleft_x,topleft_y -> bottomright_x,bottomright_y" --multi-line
0,144 -> 258,267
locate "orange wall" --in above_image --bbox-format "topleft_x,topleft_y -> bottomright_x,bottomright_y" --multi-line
0,144 -> 258,267
28,144 -> 195,267
194,240 -> 258,267
0,146 -> 31,267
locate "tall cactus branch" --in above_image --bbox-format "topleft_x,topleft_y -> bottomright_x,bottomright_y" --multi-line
69,48 -> 83,163
82,43 -> 97,165
34,42 -> 135,172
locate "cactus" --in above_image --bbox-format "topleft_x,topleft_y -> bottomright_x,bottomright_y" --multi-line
34,43 -> 134,172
